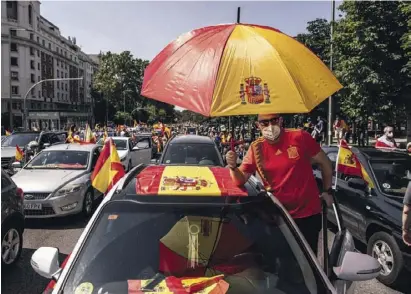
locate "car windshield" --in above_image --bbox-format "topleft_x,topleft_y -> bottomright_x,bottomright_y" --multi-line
371,158 -> 411,196
97,139 -> 128,150
163,143 -> 222,166
26,151 -> 89,170
1,133 -> 39,147
61,197 -> 323,294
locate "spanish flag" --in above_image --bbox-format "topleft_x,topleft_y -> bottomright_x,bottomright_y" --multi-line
15,145 -> 24,162
91,138 -> 125,194
103,128 -> 108,142
66,129 -> 74,143
85,124 -> 95,143
5,130 -> 11,136
336,140 -> 374,188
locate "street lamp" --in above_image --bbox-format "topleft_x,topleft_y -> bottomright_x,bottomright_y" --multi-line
23,77 -> 83,130
8,27 -> 33,130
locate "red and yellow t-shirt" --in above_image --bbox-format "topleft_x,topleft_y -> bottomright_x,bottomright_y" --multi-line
240,129 -> 321,219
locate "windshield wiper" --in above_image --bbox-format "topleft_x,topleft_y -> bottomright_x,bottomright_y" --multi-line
141,273 -> 166,292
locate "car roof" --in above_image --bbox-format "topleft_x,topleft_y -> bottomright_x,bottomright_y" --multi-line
44,143 -> 97,152
109,137 -> 129,140
321,145 -> 410,160
10,131 -> 40,134
112,164 -> 259,201
170,135 -> 214,145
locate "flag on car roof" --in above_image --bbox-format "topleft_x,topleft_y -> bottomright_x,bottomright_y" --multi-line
335,140 -> 374,188
15,145 -> 24,162
85,124 -> 95,143
91,138 -> 125,194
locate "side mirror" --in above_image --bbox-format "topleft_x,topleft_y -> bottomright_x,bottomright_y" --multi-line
150,159 -> 158,164
43,143 -> 51,148
28,141 -> 39,149
347,178 -> 367,190
12,161 -> 22,169
31,247 -> 60,279
132,146 -> 139,151
333,251 -> 381,281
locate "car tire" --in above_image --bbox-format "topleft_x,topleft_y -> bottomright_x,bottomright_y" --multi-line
82,189 -> 94,218
367,231 -> 404,286
1,221 -> 23,268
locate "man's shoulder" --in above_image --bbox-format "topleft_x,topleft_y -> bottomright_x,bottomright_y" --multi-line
284,128 -> 304,138
250,137 -> 265,148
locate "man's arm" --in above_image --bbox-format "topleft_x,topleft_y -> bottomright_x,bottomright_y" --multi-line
228,146 -> 256,186
311,150 -> 333,191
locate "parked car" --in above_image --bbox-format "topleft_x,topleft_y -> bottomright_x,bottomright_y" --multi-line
97,136 -> 152,170
155,135 -> 224,166
32,164 -> 380,294
1,131 -> 67,171
135,132 -> 157,158
314,146 -> 411,286
1,169 -> 24,267
11,144 -> 103,219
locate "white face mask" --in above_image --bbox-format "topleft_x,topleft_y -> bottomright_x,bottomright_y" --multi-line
262,125 -> 281,141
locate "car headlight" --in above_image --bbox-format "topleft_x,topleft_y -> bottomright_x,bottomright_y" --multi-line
54,183 -> 85,197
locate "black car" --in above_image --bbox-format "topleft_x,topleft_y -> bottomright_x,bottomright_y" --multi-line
156,135 -> 224,166
1,169 -> 25,267
314,146 -> 411,286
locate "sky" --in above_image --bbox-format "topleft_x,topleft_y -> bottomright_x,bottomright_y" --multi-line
40,1 -> 340,61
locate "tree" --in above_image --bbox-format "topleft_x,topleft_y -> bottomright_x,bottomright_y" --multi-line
400,2 -> 411,140
334,1 -> 409,125
113,111 -> 132,125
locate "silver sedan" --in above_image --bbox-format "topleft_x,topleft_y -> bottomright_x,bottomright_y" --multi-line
12,144 -> 103,219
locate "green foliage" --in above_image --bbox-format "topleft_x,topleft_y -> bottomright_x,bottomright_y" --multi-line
113,111 -> 132,125
93,51 -> 173,123
334,1 -> 409,121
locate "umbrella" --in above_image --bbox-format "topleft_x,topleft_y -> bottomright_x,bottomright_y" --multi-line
141,23 -> 342,117
158,215 -> 255,277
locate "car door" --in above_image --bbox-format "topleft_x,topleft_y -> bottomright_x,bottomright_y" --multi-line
1,170 -> 17,222
90,149 -> 102,198
135,138 -> 152,164
129,139 -> 138,167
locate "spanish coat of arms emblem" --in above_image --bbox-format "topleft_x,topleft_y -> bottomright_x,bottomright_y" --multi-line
239,76 -> 271,105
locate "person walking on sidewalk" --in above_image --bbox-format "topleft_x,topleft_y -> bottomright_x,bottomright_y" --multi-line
225,113 -> 334,254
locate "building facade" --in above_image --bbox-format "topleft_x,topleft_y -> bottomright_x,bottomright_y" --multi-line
1,1 -> 99,130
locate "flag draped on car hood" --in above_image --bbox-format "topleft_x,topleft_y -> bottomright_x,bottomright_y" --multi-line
135,166 -> 248,196
91,138 -> 125,194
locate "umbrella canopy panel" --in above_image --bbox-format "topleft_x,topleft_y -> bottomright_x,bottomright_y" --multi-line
142,23 -> 342,117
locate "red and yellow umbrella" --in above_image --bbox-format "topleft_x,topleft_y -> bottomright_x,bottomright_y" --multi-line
142,23 -> 342,117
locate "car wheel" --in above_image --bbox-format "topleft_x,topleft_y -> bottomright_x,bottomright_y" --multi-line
1,222 -> 23,267
367,231 -> 404,286
82,189 -> 94,218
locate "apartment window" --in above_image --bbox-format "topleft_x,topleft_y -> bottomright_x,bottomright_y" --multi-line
38,91 -> 41,98
30,60 -> 35,69
38,63 -> 40,70
65,83 -> 68,91
31,74 -> 35,83
11,57 -> 18,66
65,51 -> 67,57
65,73 -> 68,78
65,64 -> 67,70
6,1 -> 18,21
31,88 -> 35,97
30,33 -> 34,40
28,4 -> 33,25
48,43 -> 51,50
38,76 -> 40,82
42,39 -> 45,46
37,50 -> 40,57
37,36 -> 39,43
11,71 -> 18,81
11,86 -> 19,95
30,47 -> 35,56
57,92 -> 60,100
10,29 -> 17,37
10,43 -> 17,52
57,81 -> 60,89
57,70 -> 59,78
57,60 -> 59,66
70,54 -> 72,59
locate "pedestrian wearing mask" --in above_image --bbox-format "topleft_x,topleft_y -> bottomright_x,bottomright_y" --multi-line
403,182 -> 411,246
226,113 -> 334,254
375,126 -> 397,149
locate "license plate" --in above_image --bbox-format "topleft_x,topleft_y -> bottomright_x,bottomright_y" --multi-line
24,203 -> 42,210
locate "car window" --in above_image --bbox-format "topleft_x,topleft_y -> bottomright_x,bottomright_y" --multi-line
1,133 -> 39,147
91,150 -> 100,169
56,133 -> 67,142
40,134 -> 50,144
49,134 -> 61,145
371,159 -> 411,196
163,143 -> 221,166
112,139 -> 127,150
62,198 -> 321,294
136,138 -> 150,149
26,151 -> 89,170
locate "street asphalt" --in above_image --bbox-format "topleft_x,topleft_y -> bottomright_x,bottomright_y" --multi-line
1,217 -> 406,294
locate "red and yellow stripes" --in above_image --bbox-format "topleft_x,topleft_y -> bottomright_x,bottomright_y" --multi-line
135,166 -> 248,196
15,145 -> 24,161
141,23 -> 342,117
91,138 -> 125,194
